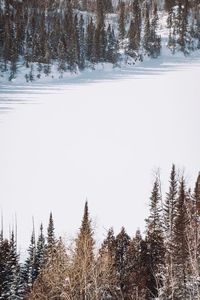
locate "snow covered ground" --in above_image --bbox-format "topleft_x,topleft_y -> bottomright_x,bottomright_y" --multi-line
0,50 -> 200,253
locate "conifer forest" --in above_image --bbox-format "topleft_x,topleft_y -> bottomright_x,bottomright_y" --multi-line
0,0 -> 200,81
0,166 -> 200,299
0,0 -> 200,299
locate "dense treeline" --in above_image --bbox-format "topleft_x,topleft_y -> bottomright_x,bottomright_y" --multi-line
0,165 -> 200,299
0,0 -> 200,81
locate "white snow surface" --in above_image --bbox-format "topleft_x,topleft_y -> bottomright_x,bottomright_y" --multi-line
0,48 -> 200,254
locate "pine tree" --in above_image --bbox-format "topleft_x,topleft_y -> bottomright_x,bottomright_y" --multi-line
118,1 -> 126,41
0,238 -> 12,299
150,0 -> 161,58
185,173 -> 200,299
145,178 -> 165,299
173,178 -> 189,299
47,212 -> 56,254
143,2 -> 151,55
86,17 -> 95,63
22,229 -> 37,294
106,24 -> 118,64
115,227 -> 131,299
78,15 -> 85,69
35,224 -> 46,278
164,164 -> 178,238
0,232 -> 23,300
128,230 -> 147,299
65,0 -> 77,71
177,0 -> 189,53
95,0 -> 106,62
162,164 -> 178,299
128,0 -> 141,58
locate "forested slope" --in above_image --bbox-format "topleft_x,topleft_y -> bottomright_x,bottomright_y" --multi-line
1,167 -> 200,299
0,0 -> 200,81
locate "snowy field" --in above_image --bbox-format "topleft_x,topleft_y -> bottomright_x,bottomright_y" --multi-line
0,52 -> 200,252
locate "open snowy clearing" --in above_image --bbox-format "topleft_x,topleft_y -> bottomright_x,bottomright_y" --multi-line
0,52 -> 200,252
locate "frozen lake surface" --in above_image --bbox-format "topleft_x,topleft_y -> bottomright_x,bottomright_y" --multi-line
0,53 -> 200,251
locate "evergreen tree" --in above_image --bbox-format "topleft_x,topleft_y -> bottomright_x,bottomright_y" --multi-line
162,164 -> 178,299
65,0 -> 77,70
145,178 -> 165,299
0,233 -> 23,300
47,212 -> 56,253
78,15 -> 85,69
150,0 -> 161,58
118,1 -> 126,41
106,24 -> 118,63
35,224 -> 46,278
143,2 -> 151,55
128,0 -> 141,58
115,227 -> 131,299
95,0 -> 106,61
121,229 -> 147,300
22,229 -> 37,294
173,178 -> 190,299
86,17 -> 96,63
177,0 -> 189,53
0,238 -> 12,299
164,164 -> 178,236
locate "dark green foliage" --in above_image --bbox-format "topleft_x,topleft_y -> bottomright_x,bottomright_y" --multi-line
0,0 -> 199,80
95,0 -> 106,62
47,212 -> 56,253
128,0 -> 141,57
35,224 -> 46,278
164,164 -> 178,236
86,18 -> 95,63
22,230 -> 37,294
106,24 -> 118,63
145,178 -> 165,298
118,1 -> 126,40
173,179 -> 190,299
115,227 -> 131,299
0,233 -> 23,299
143,1 -> 161,58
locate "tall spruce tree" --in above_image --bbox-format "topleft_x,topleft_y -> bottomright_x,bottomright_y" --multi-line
115,227 -> 131,299
118,1 -> 126,42
95,0 -> 106,61
106,24 -> 118,63
162,164 -> 178,299
0,232 -> 23,300
22,229 -> 37,294
86,17 -> 95,63
145,178 -> 165,299
35,224 -> 46,278
128,0 -> 141,58
173,178 -> 189,299
78,15 -> 85,69
47,212 -> 56,253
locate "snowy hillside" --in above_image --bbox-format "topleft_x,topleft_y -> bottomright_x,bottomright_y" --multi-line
0,0 -> 200,83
